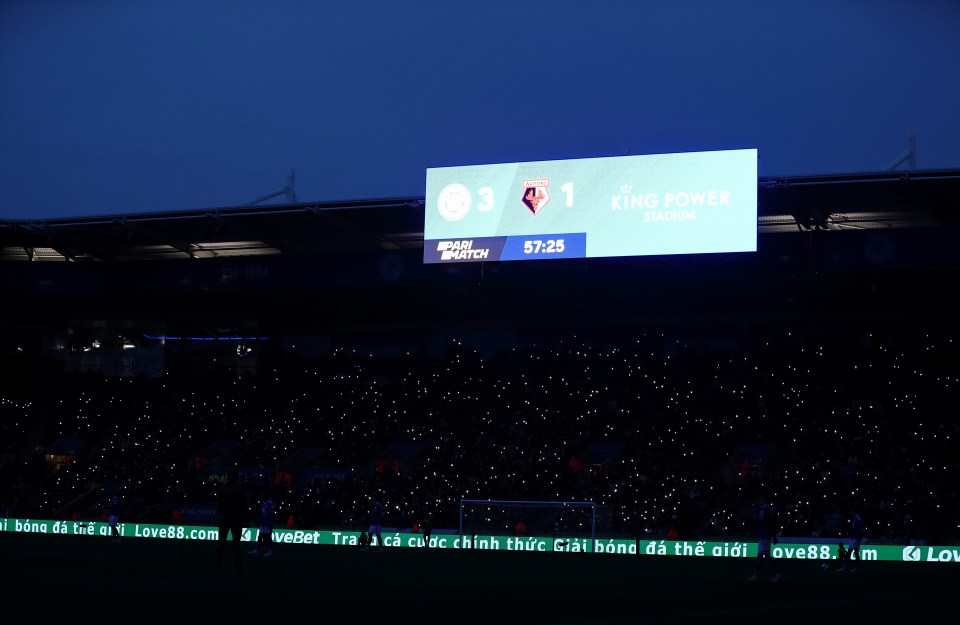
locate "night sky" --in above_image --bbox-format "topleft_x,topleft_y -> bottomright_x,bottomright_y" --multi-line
2,0 -> 958,220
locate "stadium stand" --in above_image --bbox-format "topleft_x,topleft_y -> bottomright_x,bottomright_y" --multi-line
1,169 -> 959,546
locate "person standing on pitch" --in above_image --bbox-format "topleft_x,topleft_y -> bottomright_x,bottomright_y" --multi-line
838,512 -> 865,572
107,493 -> 121,543
421,513 -> 432,549
249,491 -> 276,556
368,496 -> 385,551
215,469 -> 247,573
747,497 -> 782,582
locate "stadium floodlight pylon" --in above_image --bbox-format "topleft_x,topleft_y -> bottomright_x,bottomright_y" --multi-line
243,168 -> 298,205
459,499 -> 597,550
885,127 -> 917,170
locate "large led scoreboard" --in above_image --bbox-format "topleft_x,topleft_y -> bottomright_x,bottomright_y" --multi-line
423,148 -> 757,263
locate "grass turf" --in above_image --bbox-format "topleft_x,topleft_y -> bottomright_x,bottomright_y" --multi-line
3,532 -> 956,623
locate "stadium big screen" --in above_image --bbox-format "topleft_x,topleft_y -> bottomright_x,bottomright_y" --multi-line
424,148 -> 758,263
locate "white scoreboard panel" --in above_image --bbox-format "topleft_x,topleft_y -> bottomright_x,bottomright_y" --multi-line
424,148 -> 757,263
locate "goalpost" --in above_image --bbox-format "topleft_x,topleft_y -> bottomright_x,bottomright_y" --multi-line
459,499 -> 597,549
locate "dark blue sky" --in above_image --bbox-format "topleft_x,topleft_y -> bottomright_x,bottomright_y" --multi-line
2,0 -> 958,220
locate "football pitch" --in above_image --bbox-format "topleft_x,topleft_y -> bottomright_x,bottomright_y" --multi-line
3,532 -> 956,623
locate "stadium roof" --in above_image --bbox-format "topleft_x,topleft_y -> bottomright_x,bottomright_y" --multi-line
2,168 -> 959,352
2,169 -> 959,263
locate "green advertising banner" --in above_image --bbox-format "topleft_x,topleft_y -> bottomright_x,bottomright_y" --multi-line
2,517 -> 954,564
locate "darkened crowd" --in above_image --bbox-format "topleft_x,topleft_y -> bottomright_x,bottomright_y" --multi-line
1,330 -> 957,544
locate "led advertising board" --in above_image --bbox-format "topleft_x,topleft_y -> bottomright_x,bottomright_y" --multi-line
424,148 -> 757,263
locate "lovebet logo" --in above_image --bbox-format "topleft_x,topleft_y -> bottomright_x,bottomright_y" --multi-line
903,546 -> 922,561
903,546 -> 960,562
923,547 -> 960,562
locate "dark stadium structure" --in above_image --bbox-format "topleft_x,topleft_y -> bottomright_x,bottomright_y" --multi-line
2,168 -> 959,368
5,170 -> 960,623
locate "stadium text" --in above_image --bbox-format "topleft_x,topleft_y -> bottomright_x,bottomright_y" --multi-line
2,518 -> 956,563
611,190 -> 730,211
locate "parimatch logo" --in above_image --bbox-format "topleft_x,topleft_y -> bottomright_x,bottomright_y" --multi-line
436,240 -> 490,261
424,236 -> 507,264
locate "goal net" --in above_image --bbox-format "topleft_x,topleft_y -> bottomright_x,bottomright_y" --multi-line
459,499 -> 599,548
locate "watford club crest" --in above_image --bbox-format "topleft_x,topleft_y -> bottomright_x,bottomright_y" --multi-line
521,178 -> 550,216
